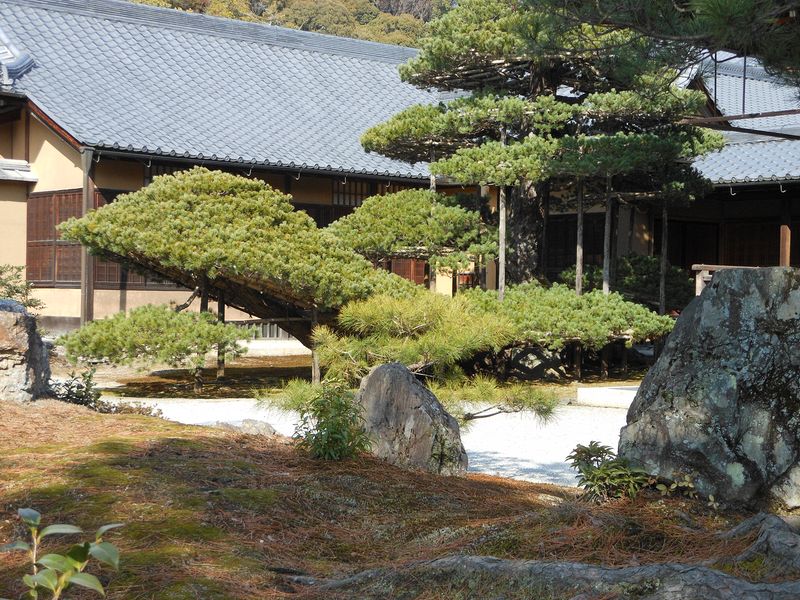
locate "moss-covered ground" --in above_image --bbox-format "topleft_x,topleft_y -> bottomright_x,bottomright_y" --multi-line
0,400 -> 763,599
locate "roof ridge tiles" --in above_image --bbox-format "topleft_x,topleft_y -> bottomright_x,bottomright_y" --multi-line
0,0 -> 419,64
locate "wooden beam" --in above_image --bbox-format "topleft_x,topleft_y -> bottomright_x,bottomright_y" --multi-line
780,198 -> 792,267
80,149 -> 95,325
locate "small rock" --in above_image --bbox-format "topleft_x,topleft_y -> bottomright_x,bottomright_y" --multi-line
212,419 -> 277,437
356,362 -> 468,475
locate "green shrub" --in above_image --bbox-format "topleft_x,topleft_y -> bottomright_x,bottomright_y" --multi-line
567,442 -> 651,502
559,255 -> 695,312
463,282 -> 674,352
0,508 -> 122,599
293,379 -> 371,460
51,369 -> 163,418
0,264 -> 43,311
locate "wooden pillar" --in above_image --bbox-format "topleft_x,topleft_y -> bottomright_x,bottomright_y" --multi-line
600,344 -> 609,380
602,176 -> 613,294
216,290 -> 226,380
541,184 -> 550,278
80,148 -> 95,325
575,178 -> 584,296
199,276 -> 209,313
780,198 -> 792,267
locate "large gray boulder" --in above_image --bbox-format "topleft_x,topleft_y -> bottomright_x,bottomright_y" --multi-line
620,268 -> 800,508
0,300 -> 50,403
357,363 -> 468,475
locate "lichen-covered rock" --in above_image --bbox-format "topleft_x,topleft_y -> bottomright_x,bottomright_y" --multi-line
356,363 -> 468,475
620,268 -> 800,508
0,300 -> 50,403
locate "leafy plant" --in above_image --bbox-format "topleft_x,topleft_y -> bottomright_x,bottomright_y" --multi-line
0,508 -> 122,599
50,369 -> 164,417
0,265 -> 43,311
567,442 -> 651,502
50,369 -> 102,409
293,379 -> 371,460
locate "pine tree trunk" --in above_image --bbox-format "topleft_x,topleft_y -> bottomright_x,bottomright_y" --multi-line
575,179 -> 584,296
602,177 -> 613,294
506,181 -> 545,284
193,365 -> 203,394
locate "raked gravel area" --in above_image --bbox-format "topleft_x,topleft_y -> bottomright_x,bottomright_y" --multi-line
107,396 -> 629,487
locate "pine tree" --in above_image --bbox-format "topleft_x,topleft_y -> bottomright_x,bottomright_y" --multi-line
362,0 -> 723,298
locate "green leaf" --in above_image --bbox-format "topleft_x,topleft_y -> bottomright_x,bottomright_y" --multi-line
95,523 -> 124,541
37,553 -> 75,573
67,572 -> 105,596
0,540 -> 31,552
31,570 -> 59,592
23,574 -> 36,589
18,508 -> 41,527
66,542 -> 90,565
89,542 -> 120,570
40,524 -> 83,538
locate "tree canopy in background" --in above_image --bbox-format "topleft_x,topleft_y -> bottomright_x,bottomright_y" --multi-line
130,0 -> 434,46
542,0 -> 800,87
363,0 -> 724,287
327,189 -> 496,270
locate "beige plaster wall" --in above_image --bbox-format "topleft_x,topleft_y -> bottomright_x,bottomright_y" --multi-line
0,182 -> 28,268
29,118 -> 82,193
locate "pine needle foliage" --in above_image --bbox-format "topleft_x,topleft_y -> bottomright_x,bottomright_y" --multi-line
462,283 -> 675,351
58,304 -> 247,370
59,168 -> 407,311
327,189 -> 497,270
429,374 -> 559,425
313,290 -> 516,384
0,264 -> 43,311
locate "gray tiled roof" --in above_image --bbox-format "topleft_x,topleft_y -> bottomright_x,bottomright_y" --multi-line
694,55 -> 800,185
0,0 -> 433,179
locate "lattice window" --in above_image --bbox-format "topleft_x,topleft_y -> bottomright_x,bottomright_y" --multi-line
26,190 -> 82,286
332,179 -> 373,207
390,258 -> 427,285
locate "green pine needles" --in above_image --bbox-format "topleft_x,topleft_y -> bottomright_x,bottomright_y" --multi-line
58,305 -> 246,372
328,189 -> 497,270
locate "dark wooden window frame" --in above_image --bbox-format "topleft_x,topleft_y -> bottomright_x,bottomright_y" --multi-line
27,189 -> 83,288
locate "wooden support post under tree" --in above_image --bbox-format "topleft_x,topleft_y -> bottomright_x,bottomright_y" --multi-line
575,178 -> 585,296
659,204 -> 668,315
601,345 -> 609,380
195,276 -> 209,392
575,342 -> 582,380
602,176 -> 614,294
216,290 -> 226,381
780,198 -> 792,267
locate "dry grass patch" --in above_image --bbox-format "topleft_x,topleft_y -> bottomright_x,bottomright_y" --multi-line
0,400 -> 759,599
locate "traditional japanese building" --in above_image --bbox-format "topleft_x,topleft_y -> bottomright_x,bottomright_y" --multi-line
0,0 -> 442,333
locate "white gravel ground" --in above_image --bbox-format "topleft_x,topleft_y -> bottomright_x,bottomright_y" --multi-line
110,397 -> 628,487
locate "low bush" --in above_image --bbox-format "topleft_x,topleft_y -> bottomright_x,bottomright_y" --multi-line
51,369 -> 163,418
293,379 -> 371,461
0,508 -> 122,599
567,442 -> 651,502
559,255 -> 695,312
